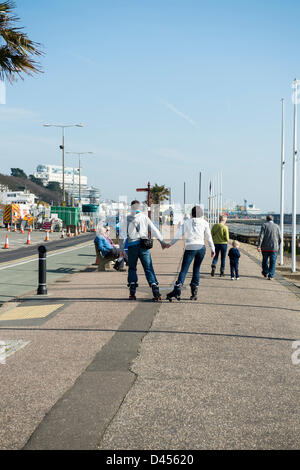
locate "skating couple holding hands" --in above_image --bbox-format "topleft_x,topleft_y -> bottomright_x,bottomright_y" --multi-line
122,201 -> 237,302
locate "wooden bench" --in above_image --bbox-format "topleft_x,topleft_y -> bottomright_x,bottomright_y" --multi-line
94,245 -> 115,272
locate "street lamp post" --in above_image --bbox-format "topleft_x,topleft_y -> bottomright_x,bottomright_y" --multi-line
292,80 -> 299,273
199,172 -> 202,205
66,151 -> 94,205
43,123 -> 83,204
280,98 -> 285,266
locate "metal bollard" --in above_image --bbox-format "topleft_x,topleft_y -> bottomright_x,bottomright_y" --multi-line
37,245 -> 47,295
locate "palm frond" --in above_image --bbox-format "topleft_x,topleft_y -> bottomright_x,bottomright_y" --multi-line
0,1 -> 43,82
1,28 -> 43,56
0,1 -> 18,28
0,45 -> 42,81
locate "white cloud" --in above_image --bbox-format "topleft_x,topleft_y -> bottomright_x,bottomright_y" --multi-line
163,101 -> 198,128
0,107 -> 38,121
69,52 -> 99,68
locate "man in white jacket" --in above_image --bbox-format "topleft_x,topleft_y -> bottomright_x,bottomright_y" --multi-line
165,205 -> 215,301
120,200 -> 167,300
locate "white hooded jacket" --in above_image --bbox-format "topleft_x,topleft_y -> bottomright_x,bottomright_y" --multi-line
170,217 -> 215,251
119,211 -> 164,248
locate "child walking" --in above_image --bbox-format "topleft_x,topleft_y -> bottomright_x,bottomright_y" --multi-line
228,240 -> 241,280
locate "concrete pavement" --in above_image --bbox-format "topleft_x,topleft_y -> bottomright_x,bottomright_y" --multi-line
0,240 -> 300,449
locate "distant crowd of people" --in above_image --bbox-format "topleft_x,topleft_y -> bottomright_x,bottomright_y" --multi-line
94,201 -> 282,301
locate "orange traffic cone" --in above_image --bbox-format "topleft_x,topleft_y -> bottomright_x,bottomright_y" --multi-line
75,228 -> 78,237
61,229 -> 65,239
4,234 -> 9,249
29,227 -> 33,233
84,225 -> 87,233
50,227 -> 53,233
67,228 -> 71,238
7,224 -> 10,232
13,224 -> 17,232
26,232 -> 31,245
20,225 -> 24,234
45,231 -> 50,242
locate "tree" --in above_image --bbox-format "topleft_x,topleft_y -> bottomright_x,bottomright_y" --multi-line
46,181 -> 61,192
0,1 -> 43,82
29,174 -> 44,186
11,167 -> 27,178
149,184 -> 170,205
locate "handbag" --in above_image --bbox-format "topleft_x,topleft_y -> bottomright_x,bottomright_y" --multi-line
140,238 -> 153,250
135,222 -> 153,250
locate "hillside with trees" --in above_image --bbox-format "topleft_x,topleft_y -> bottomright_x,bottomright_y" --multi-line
0,172 -> 62,205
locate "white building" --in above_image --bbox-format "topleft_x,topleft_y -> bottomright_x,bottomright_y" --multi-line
0,190 -> 36,206
34,164 -> 88,193
79,186 -> 100,204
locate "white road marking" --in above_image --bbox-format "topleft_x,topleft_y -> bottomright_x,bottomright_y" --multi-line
0,242 -> 93,271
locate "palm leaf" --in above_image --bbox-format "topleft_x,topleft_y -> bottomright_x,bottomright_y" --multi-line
0,1 -> 43,82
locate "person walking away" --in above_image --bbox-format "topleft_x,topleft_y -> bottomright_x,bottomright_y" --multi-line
258,215 -> 281,280
165,205 -> 215,301
228,240 -> 241,280
120,200 -> 167,301
211,214 -> 229,277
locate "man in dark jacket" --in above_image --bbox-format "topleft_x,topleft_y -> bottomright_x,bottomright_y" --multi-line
258,215 -> 281,280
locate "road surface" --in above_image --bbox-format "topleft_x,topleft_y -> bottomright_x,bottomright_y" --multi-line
0,232 -> 96,305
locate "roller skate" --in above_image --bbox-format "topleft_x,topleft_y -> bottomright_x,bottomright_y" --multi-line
190,283 -> 198,300
151,283 -> 162,302
128,282 -> 137,300
166,282 -> 182,302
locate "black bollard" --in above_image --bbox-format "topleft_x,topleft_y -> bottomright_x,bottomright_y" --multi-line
37,245 -> 47,295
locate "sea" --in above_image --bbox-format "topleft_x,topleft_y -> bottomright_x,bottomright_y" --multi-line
228,223 -> 300,236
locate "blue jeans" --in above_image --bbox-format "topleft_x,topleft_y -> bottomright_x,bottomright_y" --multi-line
262,251 -> 277,279
128,243 -> 158,287
212,244 -> 228,271
230,260 -> 239,278
177,246 -> 206,286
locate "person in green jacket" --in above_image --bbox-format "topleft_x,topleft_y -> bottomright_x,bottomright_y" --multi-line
211,214 -> 229,277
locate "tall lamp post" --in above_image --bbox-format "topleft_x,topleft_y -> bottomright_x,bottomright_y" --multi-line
43,123 -> 84,204
292,80 -> 299,273
280,98 -> 285,266
66,151 -> 94,205
199,172 -> 202,205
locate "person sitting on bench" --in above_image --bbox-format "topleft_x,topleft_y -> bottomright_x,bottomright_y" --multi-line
94,226 -> 125,271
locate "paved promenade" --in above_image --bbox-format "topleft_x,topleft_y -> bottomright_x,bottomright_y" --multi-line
0,241 -> 300,449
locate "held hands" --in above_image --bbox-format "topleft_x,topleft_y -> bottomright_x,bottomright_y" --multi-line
161,241 -> 171,250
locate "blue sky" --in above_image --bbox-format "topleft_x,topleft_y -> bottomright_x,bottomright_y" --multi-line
1,0 -> 300,211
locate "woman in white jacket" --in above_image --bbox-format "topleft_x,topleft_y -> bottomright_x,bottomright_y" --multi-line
166,205 -> 215,301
